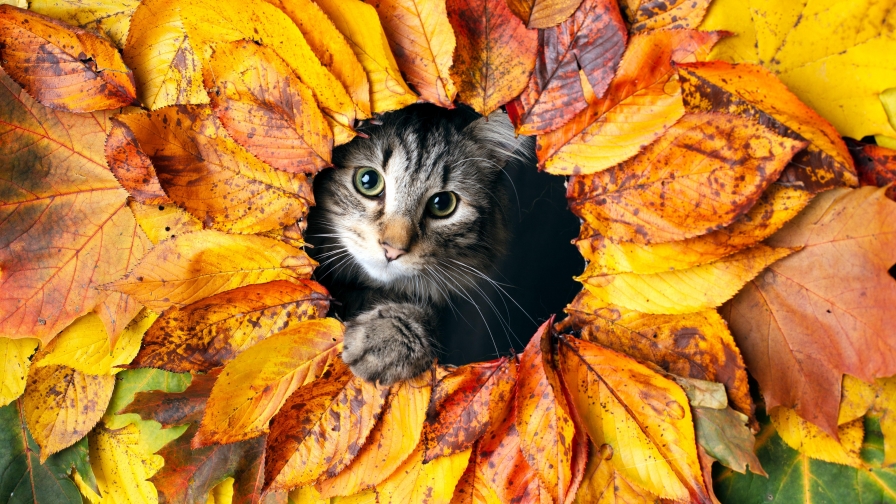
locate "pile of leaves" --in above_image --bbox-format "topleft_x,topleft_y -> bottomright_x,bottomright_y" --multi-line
0,0 -> 895,503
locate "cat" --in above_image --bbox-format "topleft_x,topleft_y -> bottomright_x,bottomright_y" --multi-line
305,104 -> 528,385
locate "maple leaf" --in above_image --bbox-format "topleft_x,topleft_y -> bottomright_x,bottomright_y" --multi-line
723,187 -> 896,437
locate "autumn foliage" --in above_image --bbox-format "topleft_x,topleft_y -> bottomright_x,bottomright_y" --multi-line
1,0 -> 895,503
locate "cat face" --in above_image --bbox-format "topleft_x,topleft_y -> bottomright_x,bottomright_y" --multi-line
307,104 -> 524,303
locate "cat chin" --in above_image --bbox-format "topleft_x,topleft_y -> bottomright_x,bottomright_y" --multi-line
352,253 -> 416,284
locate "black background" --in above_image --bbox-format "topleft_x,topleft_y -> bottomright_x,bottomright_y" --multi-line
436,159 -> 584,365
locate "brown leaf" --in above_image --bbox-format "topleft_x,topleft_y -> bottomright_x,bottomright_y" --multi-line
693,405 -> 765,476
446,0 -> 538,116
507,0 -> 627,135
132,280 -> 330,373
23,364 -> 115,461
105,117 -> 170,205
0,5 -> 136,112
723,186 -> 896,436
562,290 -> 754,421
538,29 -> 722,174
450,398 -> 552,504
516,320 -> 578,504
264,360 -> 389,491
678,61 -> 858,193
0,70 -> 149,344
120,369 -> 220,428
505,0 -> 583,29
205,40 -> 333,175
365,0 -> 457,107
621,0 -> 712,32
116,106 -> 314,234
104,230 -> 315,312
849,140 -> 896,201
567,112 -> 806,245
575,183 -> 813,276
423,356 -> 517,462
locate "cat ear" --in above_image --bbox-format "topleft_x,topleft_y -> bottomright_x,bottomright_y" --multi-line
464,111 -> 534,168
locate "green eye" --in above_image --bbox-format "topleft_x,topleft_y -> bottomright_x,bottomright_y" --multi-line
353,167 -> 384,197
427,191 -> 457,218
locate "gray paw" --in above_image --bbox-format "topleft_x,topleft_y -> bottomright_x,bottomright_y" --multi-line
341,304 -> 435,386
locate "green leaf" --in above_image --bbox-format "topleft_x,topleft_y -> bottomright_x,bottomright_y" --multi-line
104,368 -> 192,453
714,412 -> 896,504
0,400 -> 82,504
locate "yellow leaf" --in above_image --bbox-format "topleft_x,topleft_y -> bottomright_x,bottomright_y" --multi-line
838,375 -> 877,426
104,230 -> 316,312
366,0 -> 457,107
377,444 -> 471,504
559,337 -> 709,501
178,0 -> 357,140
573,443 -> 657,504
289,486 -> 329,504
872,375 -> 896,467
0,337 -> 38,407
318,374 -> 432,497
265,0 -> 372,118
579,244 -> 795,315
30,0 -> 139,48
23,364 -> 115,461
770,407 -> 865,468
127,200 -> 203,245
576,183 -> 813,275
193,319 -> 344,447
206,477 -> 235,504
89,422 -> 164,504
123,0 -> 209,110
700,0 -> 896,139
35,311 -> 152,375
314,0 -> 418,114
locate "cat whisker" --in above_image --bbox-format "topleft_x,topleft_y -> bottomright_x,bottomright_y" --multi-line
313,247 -> 349,259
434,264 -> 501,359
448,258 -> 536,326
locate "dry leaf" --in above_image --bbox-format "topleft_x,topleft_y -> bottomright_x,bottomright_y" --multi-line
29,0 -> 138,48
0,337 -> 39,407
105,118 -> 170,205
770,407 -> 865,469
89,422 -> 164,504
622,0 -> 712,32
376,443 -> 471,504
128,200 -> 204,245
724,187 -> 896,437
506,0 -> 583,29
132,280 -> 330,373
0,5 -> 136,112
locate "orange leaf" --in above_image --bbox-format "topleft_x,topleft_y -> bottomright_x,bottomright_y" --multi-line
678,61 -> 858,193
538,29 -> 722,175
850,140 -> 896,201
318,374 -> 432,497
575,183 -> 813,275
446,0 -> 538,116
567,112 -> 806,245
562,290 -> 754,420
132,280 -> 331,373
0,70 -> 149,344
423,356 -> 517,462
505,0 -> 583,29
314,0 -> 418,115
193,318 -> 344,447
450,398 -> 553,504
104,229 -> 315,312
23,364 -> 115,461
204,40 -> 333,175
621,0 -> 712,33
516,320 -> 579,504
559,337 -> 710,502
723,186 -> 896,437
264,0 -> 372,119
105,118 -> 170,205
264,359 -> 389,491
117,106 -> 314,234
0,5 -> 136,112
179,0 -> 357,141
366,0 -> 457,107
507,0 -> 627,135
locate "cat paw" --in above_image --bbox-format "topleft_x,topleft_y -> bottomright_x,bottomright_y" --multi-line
341,304 -> 435,386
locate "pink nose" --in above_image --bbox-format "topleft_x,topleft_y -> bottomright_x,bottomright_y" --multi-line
382,243 -> 406,262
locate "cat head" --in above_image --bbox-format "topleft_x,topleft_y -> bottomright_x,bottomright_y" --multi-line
307,104 -> 529,302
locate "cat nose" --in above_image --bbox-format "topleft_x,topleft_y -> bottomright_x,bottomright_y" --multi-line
382,242 -> 407,262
